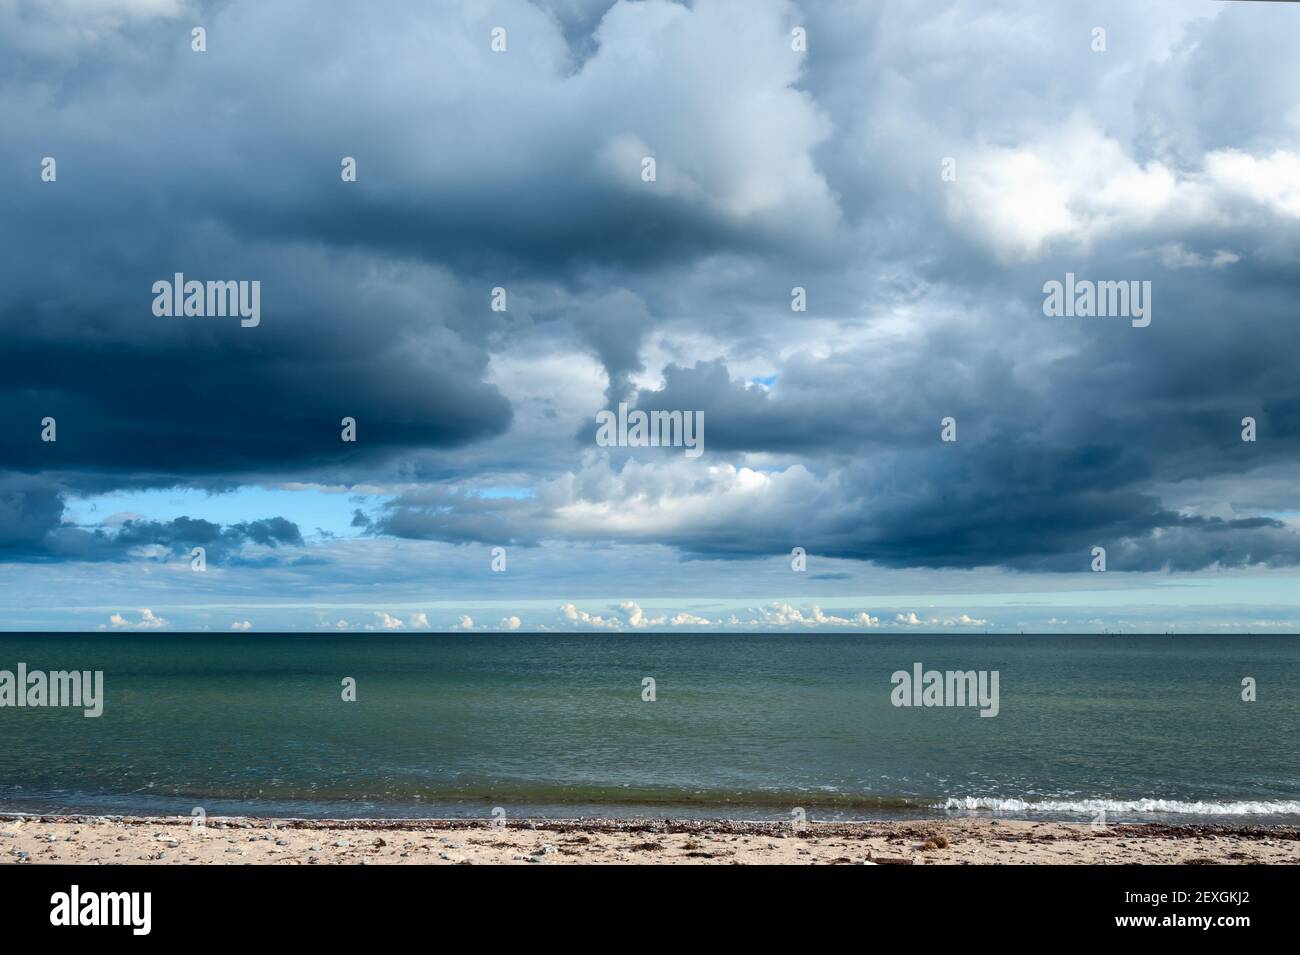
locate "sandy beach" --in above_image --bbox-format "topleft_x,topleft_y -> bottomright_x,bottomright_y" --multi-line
3,815 -> 1298,865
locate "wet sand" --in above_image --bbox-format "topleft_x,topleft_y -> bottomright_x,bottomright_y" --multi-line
3,815 -> 1299,864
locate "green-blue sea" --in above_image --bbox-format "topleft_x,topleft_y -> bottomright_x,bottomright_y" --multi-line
1,632 -> 1297,822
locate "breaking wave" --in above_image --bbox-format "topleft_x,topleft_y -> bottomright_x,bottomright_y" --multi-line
939,797 -> 1300,815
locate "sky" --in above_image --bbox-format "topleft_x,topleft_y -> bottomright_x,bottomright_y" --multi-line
3,0 -> 1300,633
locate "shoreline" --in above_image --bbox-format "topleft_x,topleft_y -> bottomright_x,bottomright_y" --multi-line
4,815 -> 1298,865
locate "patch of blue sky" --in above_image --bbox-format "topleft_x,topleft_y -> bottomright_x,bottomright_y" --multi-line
475,487 -> 535,500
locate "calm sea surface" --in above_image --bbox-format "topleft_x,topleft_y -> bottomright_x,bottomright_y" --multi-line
1,633 -> 1297,822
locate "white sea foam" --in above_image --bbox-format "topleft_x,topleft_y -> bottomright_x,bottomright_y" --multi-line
939,797 -> 1300,815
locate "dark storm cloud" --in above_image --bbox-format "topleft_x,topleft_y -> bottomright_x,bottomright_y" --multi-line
0,475 -> 302,563
0,163 -> 513,477
102,514 -> 303,564
0,480 -> 65,558
0,0 -> 828,487
601,240 -> 1300,571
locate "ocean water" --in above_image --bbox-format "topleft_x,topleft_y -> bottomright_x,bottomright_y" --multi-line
0,632 -> 1297,823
